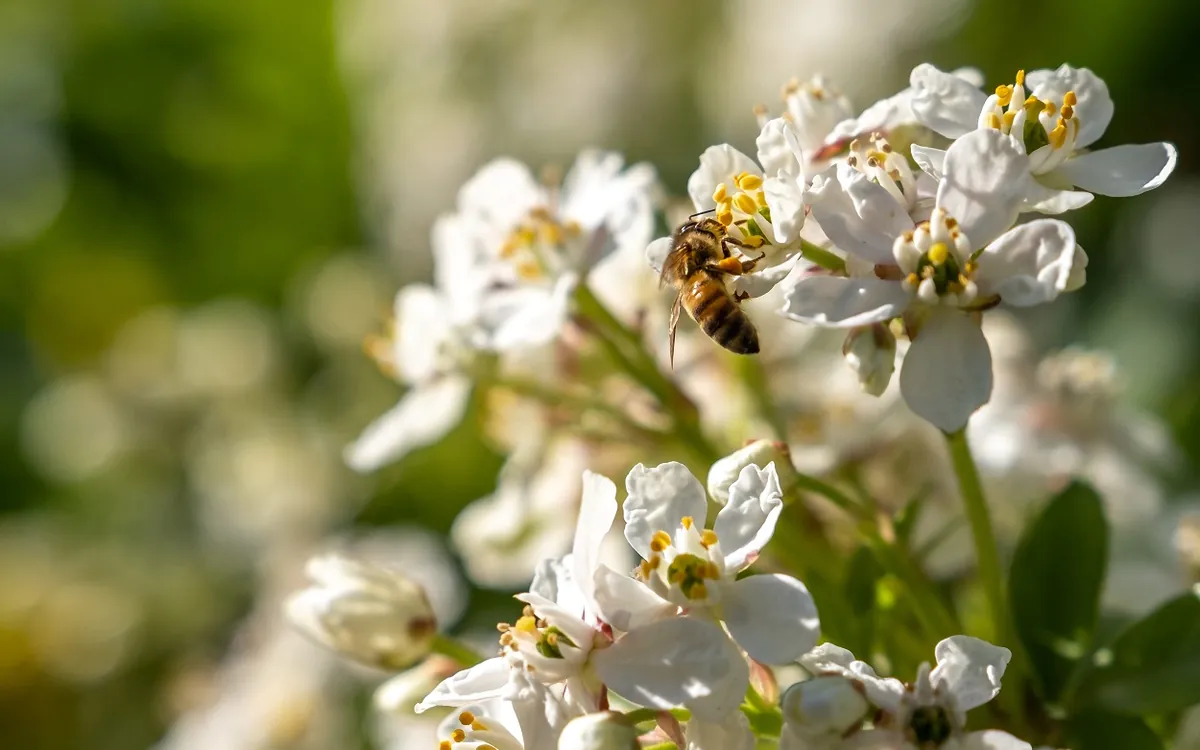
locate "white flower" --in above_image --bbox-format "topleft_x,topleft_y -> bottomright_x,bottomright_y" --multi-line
800,637 -> 1020,750
707,440 -> 795,506
843,324 -> 898,396
557,713 -> 639,750
780,675 -> 870,742
646,136 -> 809,299
284,554 -> 437,670
782,128 -> 1078,431
685,713 -> 755,750
433,701 -> 531,750
756,75 -> 854,176
910,64 -> 1177,213
603,461 -> 820,665
450,151 -> 657,351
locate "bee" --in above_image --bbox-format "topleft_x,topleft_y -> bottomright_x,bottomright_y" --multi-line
660,212 -> 765,365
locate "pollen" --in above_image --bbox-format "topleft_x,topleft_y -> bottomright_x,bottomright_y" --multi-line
1061,104 -> 1075,120
440,741 -> 452,750
700,529 -> 719,548
713,183 -> 728,203
515,616 -> 537,634
451,729 -> 466,742
927,242 -> 949,265
650,530 -> 672,553
905,272 -> 920,286
717,210 -> 733,226
1064,90 -> 1077,107
459,711 -> 476,726
735,172 -> 763,191
741,235 -> 765,249
681,516 -> 694,530
733,193 -> 758,215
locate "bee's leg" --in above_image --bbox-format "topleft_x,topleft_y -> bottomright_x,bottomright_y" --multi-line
721,237 -> 767,272
733,290 -> 751,302
707,255 -> 762,275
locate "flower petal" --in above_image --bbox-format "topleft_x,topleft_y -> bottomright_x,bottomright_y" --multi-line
780,275 -> 909,328
1025,65 -> 1113,149
688,145 -> 761,211
1056,142 -> 1177,197
344,376 -> 471,473
799,642 -> 857,673
757,117 -> 804,178
900,311 -> 992,432
730,256 -> 801,299
457,158 -> 544,229
762,176 -> 806,245
646,235 -> 673,275
482,272 -> 579,351
592,564 -> 677,632
714,464 -> 784,571
1022,181 -> 1095,214
809,163 -> 913,265
910,145 -> 946,181
507,669 -> 575,750
974,220 -> 1075,307
687,714 -> 754,750
572,471 -> 617,610
416,656 -> 510,711
929,635 -> 1011,712
593,617 -> 749,720
909,63 -> 988,138
723,574 -> 820,664
937,129 -> 1030,248
624,462 -> 709,560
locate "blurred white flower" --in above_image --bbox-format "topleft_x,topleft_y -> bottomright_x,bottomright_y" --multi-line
285,555 -> 437,670
843,323 -> 897,396
557,712 -> 640,750
20,374 -> 131,483
707,439 -> 795,505
910,64 -> 1176,213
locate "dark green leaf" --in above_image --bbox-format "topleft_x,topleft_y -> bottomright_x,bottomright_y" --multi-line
1078,590 -> 1200,715
1009,481 -> 1108,703
1067,710 -> 1165,750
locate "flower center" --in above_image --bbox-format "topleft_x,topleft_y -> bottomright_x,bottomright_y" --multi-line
438,709 -> 507,750
893,209 -> 979,307
980,70 -> 1080,174
498,206 -> 584,280
908,705 -> 954,747
713,173 -> 769,249
636,516 -> 725,604
846,134 -> 920,215
497,605 -> 578,662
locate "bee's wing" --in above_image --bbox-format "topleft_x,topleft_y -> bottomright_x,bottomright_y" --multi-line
668,290 -> 683,369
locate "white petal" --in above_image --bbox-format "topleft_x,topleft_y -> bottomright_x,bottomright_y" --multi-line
394,284 -> 448,383
416,657 -> 510,712
757,117 -> 804,178
780,275 -> 909,328
646,236 -> 674,275
809,163 -> 913,265
799,642 -> 857,673
507,669 -> 574,750
344,376 -> 471,472
762,176 -> 806,244
593,617 -> 749,720
458,158 -> 545,227
688,145 -> 761,211
1026,65 -> 1113,149
1056,142 -> 1177,197
571,471 -> 617,610
911,145 -> 946,181
974,220 -> 1075,306
1065,244 -> 1088,292
714,463 -> 784,571
937,130 -> 1030,248
687,714 -> 754,750
730,256 -> 801,299
929,635 -> 1011,712
592,564 -> 677,631
1022,181 -> 1095,214
909,63 -> 988,138
483,272 -> 578,351
900,311 -> 992,432
624,462 -> 708,560
956,731 -> 1033,750
723,574 -> 820,664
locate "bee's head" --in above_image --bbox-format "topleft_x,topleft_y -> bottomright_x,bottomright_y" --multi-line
676,210 -> 725,238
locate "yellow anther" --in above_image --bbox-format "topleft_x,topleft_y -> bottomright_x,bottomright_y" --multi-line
650,531 -> 672,553
1044,101 -> 1058,117
1049,121 -> 1067,149
867,150 -> 888,165
459,711 -> 476,726
945,217 -> 958,228
717,210 -> 733,226
921,265 -> 935,280
741,235 -> 765,249
735,172 -> 763,191
689,582 -> 709,600
451,729 -> 466,742
1003,110 -> 1016,130
563,220 -> 582,237
706,562 -> 720,579
927,242 -> 950,265
479,745 -> 498,750
440,741 -> 452,750
905,272 -> 920,286
471,721 -> 488,731
995,84 -> 1013,106
755,189 -> 767,205
902,230 -> 915,241
713,183 -> 727,203
1061,104 -> 1075,120
1016,69 -> 1026,86
700,529 -> 719,548
986,113 -> 1002,130
733,193 -> 758,215
515,260 -> 542,281
1064,90 -> 1077,107
681,516 -> 694,530
717,197 -> 733,216
538,222 -> 563,247
515,616 -> 537,634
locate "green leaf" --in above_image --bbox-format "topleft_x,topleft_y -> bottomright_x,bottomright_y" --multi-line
1009,481 -> 1108,704
1078,589 -> 1200,715
1067,710 -> 1165,750
842,546 -> 884,655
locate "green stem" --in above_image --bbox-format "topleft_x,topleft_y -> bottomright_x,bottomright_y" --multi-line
733,354 -> 787,440
945,428 -> 1006,642
491,375 -> 667,444
430,633 -> 484,667
788,472 -> 863,518
799,239 -> 847,274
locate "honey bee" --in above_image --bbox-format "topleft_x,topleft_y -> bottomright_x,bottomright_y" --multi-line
660,213 -> 764,365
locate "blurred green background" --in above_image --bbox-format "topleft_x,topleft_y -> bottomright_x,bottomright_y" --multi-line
1,0 -> 1197,748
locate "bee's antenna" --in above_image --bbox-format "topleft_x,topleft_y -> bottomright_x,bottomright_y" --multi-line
687,208 -> 716,221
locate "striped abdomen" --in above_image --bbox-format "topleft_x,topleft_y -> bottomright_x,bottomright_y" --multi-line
683,273 -> 759,355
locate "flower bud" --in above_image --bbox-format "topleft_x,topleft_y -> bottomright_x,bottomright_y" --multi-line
843,324 -> 896,397
558,713 -> 639,750
373,655 -> 460,714
781,675 -> 869,736
707,440 -> 795,505
285,554 -> 437,670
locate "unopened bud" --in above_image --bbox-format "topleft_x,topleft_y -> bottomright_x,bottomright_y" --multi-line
374,655 -> 459,714
558,712 -> 639,750
707,440 -> 795,505
285,554 -> 437,670
843,324 -> 896,397
781,675 -> 869,736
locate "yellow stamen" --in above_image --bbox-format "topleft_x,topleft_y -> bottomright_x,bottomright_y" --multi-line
735,172 -> 763,191
1049,121 -> 1067,149
1064,90 -> 1077,107
986,113 -> 1002,130
1003,110 -> 1016,130
515,616 -> 537,634
712,183 -> 728,203
905,272 -> 920,286
700,529 -> 719,548
741,235 -> 765,249
1043,101 -> 1057,117
516,260 -> 542,281
471,721 -> 488,731
927,242 -> 949,265
1061,104 -> 1075,120
681,516 -> 694,530
650,531 -> 672,553
733,193 -> 758,215
459,711 -> 476,726
717,210 -> 733,226
689,582 -> 708,600
1015,69 -> 1026,86
452,729 -> 466,742
995,84 -> 1013,107
440,741 -> 452,750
